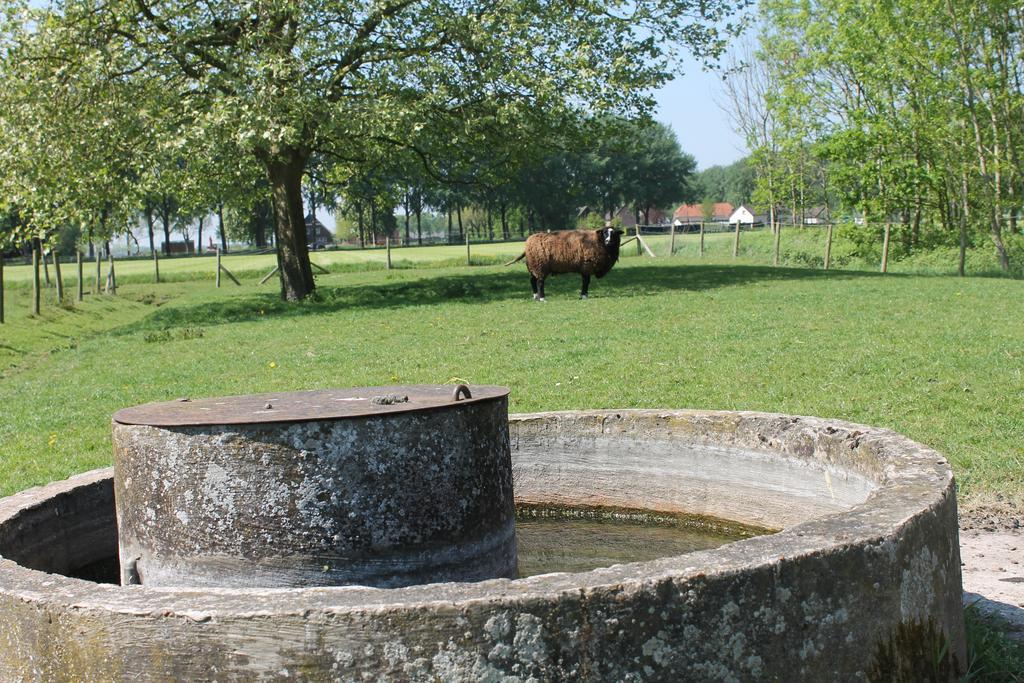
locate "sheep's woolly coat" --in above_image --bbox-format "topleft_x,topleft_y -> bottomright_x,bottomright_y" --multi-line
523,230 -> 619,279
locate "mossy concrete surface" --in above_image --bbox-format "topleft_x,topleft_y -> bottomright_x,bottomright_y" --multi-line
111,388 -> 515,588
0,410 -> 965,681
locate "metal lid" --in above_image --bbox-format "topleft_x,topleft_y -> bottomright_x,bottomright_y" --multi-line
112,384 -> 509,427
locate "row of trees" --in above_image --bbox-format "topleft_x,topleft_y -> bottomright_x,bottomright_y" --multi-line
0,0 -> 744,300
723,0 -> 1024,273
4,112 -> 700,262
692,158 -> 756,209
324,116 -> 698,247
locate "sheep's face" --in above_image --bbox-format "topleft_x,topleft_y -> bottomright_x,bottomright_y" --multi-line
601,227 -> 623,248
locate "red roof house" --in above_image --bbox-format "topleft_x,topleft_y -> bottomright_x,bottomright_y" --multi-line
673,202 -> 734,225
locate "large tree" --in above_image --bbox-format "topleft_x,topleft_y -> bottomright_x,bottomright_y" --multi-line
2,0 -> 744,300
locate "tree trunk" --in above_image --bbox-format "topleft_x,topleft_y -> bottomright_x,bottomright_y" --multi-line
53,251 -> 64,304
500,203 -> 509,240
218,203 -> 228,253
824,223 -> 833,270
263,150 -> 316,301
1,252 -> 5,323
106,249 -> 117,294
372,202 -> 380,245
958,166 -> 970,277
357,203 -> 365,248
912,197 -> 922,249
456,205 -> 464,241
403,191 -> 411,246
145,206 -> 160,283
32,244 -> 40,315
416,205 -> 423,246
39,240 -> 50,286
881,222 -> 891,273
161,198 -> 173,256
771,206 -> 780,267
77,251 -> 83,301
197,216 -> 205,255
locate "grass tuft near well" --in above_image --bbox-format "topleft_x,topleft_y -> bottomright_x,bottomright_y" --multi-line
963,604 -> 1024,682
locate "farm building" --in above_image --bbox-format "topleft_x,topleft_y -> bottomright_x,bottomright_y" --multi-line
576,206 -> 672,229
803,206 -> 830,225
614,207 -> 673,229
673,202 -> 733,230
728,205 -> 770,227
305,214 -> 334,249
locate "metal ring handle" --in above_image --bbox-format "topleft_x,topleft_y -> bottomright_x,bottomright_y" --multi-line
452,384 -> 472,401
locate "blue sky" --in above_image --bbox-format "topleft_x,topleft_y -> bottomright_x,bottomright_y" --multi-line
653,65 -> 747,171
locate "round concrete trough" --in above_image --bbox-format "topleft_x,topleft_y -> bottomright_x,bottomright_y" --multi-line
0,410 -> 965,681
111,386 -> 516,589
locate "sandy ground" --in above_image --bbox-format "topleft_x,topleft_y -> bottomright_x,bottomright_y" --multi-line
959,508 -> 1024,641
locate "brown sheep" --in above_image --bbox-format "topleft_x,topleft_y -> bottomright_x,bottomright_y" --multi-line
506,226 -> 624,301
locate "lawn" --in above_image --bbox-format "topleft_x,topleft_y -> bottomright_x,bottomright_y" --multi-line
1,242 -> 1021,520
0,240 -> 529,287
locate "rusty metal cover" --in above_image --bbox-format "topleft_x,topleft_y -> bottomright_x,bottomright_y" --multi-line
112,384 -> 509,427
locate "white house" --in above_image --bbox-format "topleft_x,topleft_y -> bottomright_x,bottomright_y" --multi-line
728,205 -> 757,226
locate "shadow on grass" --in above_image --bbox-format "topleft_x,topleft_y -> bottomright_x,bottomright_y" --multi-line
112,262 -> 888,335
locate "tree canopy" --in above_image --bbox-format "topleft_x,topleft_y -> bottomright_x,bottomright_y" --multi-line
728,0 -> 1024,273
0,0 -> 746,299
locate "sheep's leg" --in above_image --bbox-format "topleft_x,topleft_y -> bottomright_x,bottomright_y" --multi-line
530,275 -> 540,300
536,276 -> 546,302
580,274 -> 591,299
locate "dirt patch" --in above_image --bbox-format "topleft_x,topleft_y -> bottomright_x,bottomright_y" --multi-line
959,505 -> 1024,642
960,500 -> 1023,533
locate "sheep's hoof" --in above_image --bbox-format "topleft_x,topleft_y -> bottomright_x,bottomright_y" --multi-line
537,297 -> 546,303
579,294 -> 588,300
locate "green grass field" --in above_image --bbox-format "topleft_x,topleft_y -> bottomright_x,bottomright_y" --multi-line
1,236 -> 1021,518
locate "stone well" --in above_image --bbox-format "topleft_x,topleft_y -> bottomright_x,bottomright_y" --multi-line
110,385 -> 515,588
0,410 -> 966,681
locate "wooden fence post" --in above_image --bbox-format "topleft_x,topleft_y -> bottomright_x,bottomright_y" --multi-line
732,221 -> 740,258
386,237 -> 392,270
0,254 -> 5,323
95,248 -> 101,294
153,245 -> 160,284
465,232 -> 471,266
699,221 -> 705,257
669,222 -> 676,256
77,251 -> 84,301
215,249 -> 242,286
